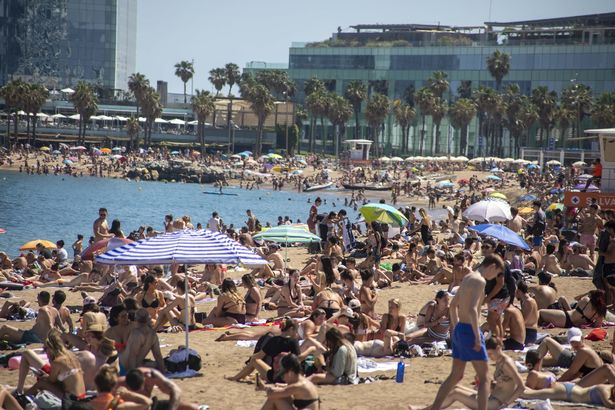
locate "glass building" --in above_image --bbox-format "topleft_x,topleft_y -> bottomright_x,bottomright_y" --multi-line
0,0 -> 137,90
285,13 -> 615,155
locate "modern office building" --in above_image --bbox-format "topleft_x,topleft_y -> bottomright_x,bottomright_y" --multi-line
285,12 -> 615,155
0,0 -> 137,90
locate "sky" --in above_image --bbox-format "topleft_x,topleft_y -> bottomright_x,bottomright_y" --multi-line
136,0 -> 613,94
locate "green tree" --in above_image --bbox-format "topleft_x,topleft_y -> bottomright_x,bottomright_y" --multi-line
344,80 -> 367,139
174,60 -> 194,103
517,98 -> 539,152
141,87 -> 162,148
449,98 -> 476,156
392,99 -> 416,154
592,92 -> 615,128
326,94 -> 353,157
457,80 -> 473,99
474,86 -> 499,156
240,78 -> 274,157
430,97 -> 448,155
209,68 -> 227,96
128,72 -> 150,116
427,71 -> 449,99
191,89 -> 216,154
294,105 -> 308,155
70,82 -> 98,144
304,78 -> 325,153
126,117 -> 141,150
305,89 -> 328,153
502,84 -> 524,156
414,87 -> 435,156
531,86 -> 558,148
365,93 -> 390,158
225,63 -> 241,96
23,83 -> 49,145
561,83 -> 592,142
0,79 -> 27,147
554,105 -> 576,148
486,50 -> 511,91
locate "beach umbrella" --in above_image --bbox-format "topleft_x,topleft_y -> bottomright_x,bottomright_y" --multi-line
359,203 -> 409,227
379,156 -> 391,161
61,87 -> 75,94
482,187 -> 495,194
458,178 -> 470,185
19,239 -> 57,251
89,115 -> 102,120
486,175 -> 501,181
0,228 -> 6,234
81,237 -> 134,261
96,229 -> 267,356
252,224 -> 321,263
518,194 -> 537,202
112,154 -> 125,160
577,174 -> 593,180
574,183 -> 600,191
463,199 -> 512,222
390,156 -> 404,162
154,118 -> 169,124
39,146 -> 50,151
456,156 -> 469,162
70,146 -> 87,151
469,224 -> 530,251
52,150 -> 61,155
112,147 -> 122,151
267,153 -> 283,160
51,113 -> 66,119
36,112 -> 49,119
490,168 -> 503,173
549,188 -> 563,194
404,156 -> 414,162
168,118 -> 186,125
291,170 -> 303,175
100,148 -> 112,154
518,207 -> 534,216
547,203 -> 564,212
437,180 -> 455,188
572,161 -> 587,167
489,192 -> 507,201
63,159 -> 73,165
187,120 -> 199,125
546,160 -> 561,166
68,114 -> 81,120
171,151 -> 180,155
527,164 -> 540,169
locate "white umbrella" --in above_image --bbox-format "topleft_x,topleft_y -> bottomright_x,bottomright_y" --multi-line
187,120 -> 199,125
379,156 -> 391,162
154,118 -> 169,124
113,116 -> 128,122
61,87 -> 75,94
546,160 -> 561,166
89,115 -> 102,120
36,113 -> 49,118
98,115 -> 113,121
390,156 -> 404,162
17,110 -> 27,115
572,161 -> 586,167
462,199 -> 512,223
404,156 -> 415,162
68,114 -> 81,120
168,118 -> 186,125
456,156 -> 469,162
51,113 -> 66,119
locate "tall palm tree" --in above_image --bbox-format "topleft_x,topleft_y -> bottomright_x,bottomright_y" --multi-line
209,68 -> 227,96
561,83 -> 592,142
365,93 -> 390,158
141,87 -> 162,148
23,84 -> 49,145
225,63 -> 241,96
531,86 -> 558,148
430,98 -> 448,155
305,89 -> 327,153
326,94 -> 353,157
191,89 -> 216,154
555,105 -> 576,148
486,50 -> 511,91
517,98 -> 539,152
344,80 -> 367,139
70,82 -> 98,144
0,79 -> 27,147
414,87 -> 434,156
427,71 -> 449,99
474,86 -> 499,156
240,80 -> 274,157
128,73 -> 150,116
392,100 -> 416,154
303,79 -> 325,153
126,117 -> 141,150
174,60 -> 195,104
457,80 -> 473,99
592,92 -> 615,128
449,98 -> 477,156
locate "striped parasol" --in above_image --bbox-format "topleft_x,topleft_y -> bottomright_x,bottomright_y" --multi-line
252,224 -> 321,244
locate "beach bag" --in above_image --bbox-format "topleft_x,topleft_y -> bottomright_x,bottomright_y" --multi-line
164,347 -> 201,373
586,328 -> 607,341
34,391 -> 62,409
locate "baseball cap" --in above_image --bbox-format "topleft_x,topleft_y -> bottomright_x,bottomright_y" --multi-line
567,327 -> 583,343
340,307 -> 354,318
83,296 -> 97,306
348,299 -> 361,310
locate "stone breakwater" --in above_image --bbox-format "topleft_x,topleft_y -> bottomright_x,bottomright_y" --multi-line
125,159 -> 225,183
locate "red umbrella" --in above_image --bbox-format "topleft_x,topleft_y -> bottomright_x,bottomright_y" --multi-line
81,237 -> 133,260
0,228 -> 5,234
458,178 -> 470,185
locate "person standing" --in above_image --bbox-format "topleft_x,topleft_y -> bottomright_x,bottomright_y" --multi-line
529,201 -> 546,250
93,208 -> 113,242
578,204 -> 603,261
246,209 -> 257,233
307,197 -> 321,234
207,212 -> 222,232
423,254 -> 505,410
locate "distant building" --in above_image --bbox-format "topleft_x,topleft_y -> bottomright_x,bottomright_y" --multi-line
0,0 -> 137,90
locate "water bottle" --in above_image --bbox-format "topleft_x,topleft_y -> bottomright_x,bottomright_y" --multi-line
396,359 -> 405,383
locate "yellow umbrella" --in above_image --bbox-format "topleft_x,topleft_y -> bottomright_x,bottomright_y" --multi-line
518,207 -> 533,216
19,239 -> 57,251
489,192 -> 507,201
39,146 -> 50,151
547,203 -> 564,212
100,148 -> 112,154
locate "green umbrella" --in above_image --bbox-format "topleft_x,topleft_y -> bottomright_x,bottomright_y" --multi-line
359,203 -> 408,227
253,225 -> 321,271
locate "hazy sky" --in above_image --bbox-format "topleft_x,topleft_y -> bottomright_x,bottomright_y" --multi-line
136,0 -> 612,94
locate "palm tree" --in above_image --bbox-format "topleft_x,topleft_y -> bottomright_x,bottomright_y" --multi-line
474,86 -> 499,156
365,93 -> 390,158
414,87 -> 434,156
592,92 -> 615,128
344,80 -> 367,139
517,98 -> 539,152
430,98 -> 448,155
23,84 -> 49,145
531,86 -> 558,148
427,71 -> 449,99
449,98 -> 477,156
191,89 -> 216,154
326,94 -> 353,157
240,80 -> 274,157
457,80 -> 473,99
126,117 -> 141,150
486,50 -> 511,91
209,68 -> 227,96
294,105 -> 308,155
70,82 -> 98,144
225,63 -> 241,96
305,88 -> 327,153
128,73 -> 150,116
554,105 -> 576,148
561,83 -> 592,142
141,87 -> 162,148
304,78 -> 325,152
174,60 -> 195,104
392,100 -> 416,154
0,79 -> 27,147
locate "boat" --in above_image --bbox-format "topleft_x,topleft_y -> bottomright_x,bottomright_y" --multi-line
203,191 -> 239,196
304,182 -> 333,192
342,183 -> 393,191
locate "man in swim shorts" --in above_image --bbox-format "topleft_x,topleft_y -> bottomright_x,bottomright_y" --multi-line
423,254 -> 505,410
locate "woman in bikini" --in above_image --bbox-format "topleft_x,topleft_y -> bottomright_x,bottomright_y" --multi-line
153,280 -> 196,332
203,278 -> 247,326
90,365 -> 151,410
278,270 -> 309,318
258,354 -> 320,410
521,382 -> 615,408
377,298 -> 407,340
242,274 -> 262,322
536,327 -> 603,379
16,329 -> 87,399
136,275 -> 166,324
312,268 -> 344,319
406,290 -> 450,345
538,290 -> 606,328
524,350 -> 558,390
104,305 -> 131,355
358,270 -> 377,319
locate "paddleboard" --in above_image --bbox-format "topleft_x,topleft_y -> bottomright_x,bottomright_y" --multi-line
203,191 -> 239,196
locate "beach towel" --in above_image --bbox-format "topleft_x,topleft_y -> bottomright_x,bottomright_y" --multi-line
516,399 -> 602,408
357,358 -> 398,373
236,340 -> 258,348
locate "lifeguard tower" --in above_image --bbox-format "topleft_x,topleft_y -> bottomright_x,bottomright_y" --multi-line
343,139 -> 373,164
564,128 -> 615,208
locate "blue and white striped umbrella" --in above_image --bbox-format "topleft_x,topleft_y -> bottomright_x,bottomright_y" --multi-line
95,229 -> 266,266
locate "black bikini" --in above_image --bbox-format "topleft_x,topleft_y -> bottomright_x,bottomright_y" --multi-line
141,295 -> 160,308
293,398 -> 319,409
319,299 -> 340,319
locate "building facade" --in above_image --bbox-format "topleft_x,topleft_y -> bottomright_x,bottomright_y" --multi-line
0,0 -> 137,90
286,13 -> 615,155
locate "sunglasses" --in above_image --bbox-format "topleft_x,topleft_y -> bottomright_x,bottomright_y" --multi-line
481,245 -> 491,249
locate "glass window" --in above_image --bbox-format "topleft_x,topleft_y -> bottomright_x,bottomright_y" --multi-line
289,55 -> 375,70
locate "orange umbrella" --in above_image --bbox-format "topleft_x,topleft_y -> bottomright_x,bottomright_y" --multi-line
19,239 -> 57,251
100,148 -> 112,154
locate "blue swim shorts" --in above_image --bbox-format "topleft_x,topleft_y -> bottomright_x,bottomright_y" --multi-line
20,330 -> 43,345
451,322 -> 488,362
532,236 -> 543,247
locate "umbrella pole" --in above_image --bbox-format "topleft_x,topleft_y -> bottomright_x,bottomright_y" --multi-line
184,264 -> 189,351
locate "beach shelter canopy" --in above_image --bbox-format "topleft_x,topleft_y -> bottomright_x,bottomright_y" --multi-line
61,87 -> 75,94
19,239 -> 57,251
51,114 -> 66,119
36,112 -> 49,118
114,116 -> 128,122
469,224 -> 530,251
68,114 -> 81,120
359,203 -> 408,227
463,199 -> 512,222
155,118 -> 169,124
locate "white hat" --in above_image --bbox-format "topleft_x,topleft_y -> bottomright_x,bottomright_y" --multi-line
567,327 -> 583,343
83,296 -> 97,305
163,291 -> 176,301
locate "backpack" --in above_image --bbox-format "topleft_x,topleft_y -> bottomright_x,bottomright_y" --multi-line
164,347 -> 202,374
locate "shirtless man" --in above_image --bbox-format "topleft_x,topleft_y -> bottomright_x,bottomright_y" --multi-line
422,254 -> 505,410
529,272 -> 560,309
448,252 -> 471,291
93,207 -> 113,242
507,208 -> 525,233
52,290 -> 74,333
120,309 -> 165,373
502,305 -> 526,351
563,244 -> 595,276
0,291 -> 64,344
124,367 -> 199,410
578,205 -> 603,260
517,281 -> 539,345
238,227 -> 254,247
539,244 -> 563,275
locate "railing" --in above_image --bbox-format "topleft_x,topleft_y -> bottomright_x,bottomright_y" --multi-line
520,148 -> 600,166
